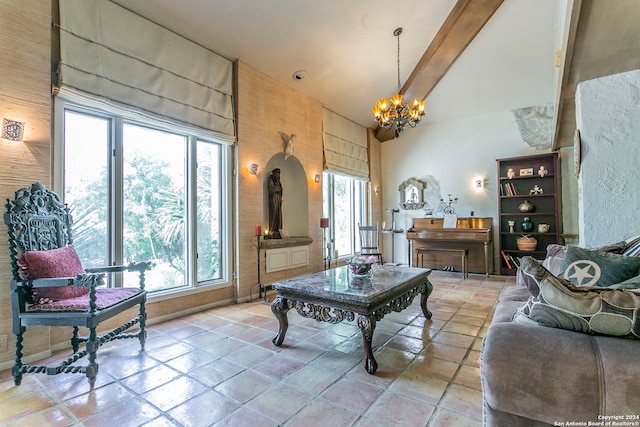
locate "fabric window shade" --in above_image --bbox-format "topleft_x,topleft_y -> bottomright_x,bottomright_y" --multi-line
322,108 -> 369,180
57,0 -> 235,139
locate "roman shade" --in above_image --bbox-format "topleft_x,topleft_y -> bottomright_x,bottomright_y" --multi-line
57,0 -> 235,141
322,108 -> 369,180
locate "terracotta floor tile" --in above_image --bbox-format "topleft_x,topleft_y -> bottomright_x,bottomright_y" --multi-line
440,383 -> 484,420
0,389 -> 56,421
64,382 -> 135,420
2,405 -> 76,427
167,389 -> 240,426
442,321 -> 482,337
422,341 -> 469,364
214,407 -> 276,427
364,390 -> 436,426
283,365 -> 340,394
80,397 -> 161,426
431,330 -> 475,348
253,354 -> 305,380
408,355 -> 460,382
430,408 -> 482,427
286,399 -> 360,427
389,371 -> 448,405
141,376 -> 208,411
246,383 -> 312,423
213,369 -> 274,403
322,378 -> 385,413
454,364 -> 482,390
119,364 -> 181,394
188,358 -> 245,388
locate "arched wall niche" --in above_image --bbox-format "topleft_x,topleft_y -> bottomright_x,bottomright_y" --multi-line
263,152 -> 309,237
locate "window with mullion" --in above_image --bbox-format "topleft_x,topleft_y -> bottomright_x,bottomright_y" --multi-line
58,103 -> 229,294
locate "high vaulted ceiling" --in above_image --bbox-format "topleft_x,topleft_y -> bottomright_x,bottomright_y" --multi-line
112,0 -> 563,135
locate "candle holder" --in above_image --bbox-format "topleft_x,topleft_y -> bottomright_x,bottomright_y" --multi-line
440,194 -> 458,214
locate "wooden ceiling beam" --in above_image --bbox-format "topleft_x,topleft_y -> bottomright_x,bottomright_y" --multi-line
376,0 -> 504,141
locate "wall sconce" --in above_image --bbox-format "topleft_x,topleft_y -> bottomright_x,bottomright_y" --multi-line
375,186 -> 381,195
248,163 -> 259,175
314,174 -> 321,184
474,177 -> 485,189
2,118 -> 25,142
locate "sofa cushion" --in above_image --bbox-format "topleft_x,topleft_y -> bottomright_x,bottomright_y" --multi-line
516,256 -> 640,339
17,245 -> 89,302
482,322 -> 640,424
559,245 -> 640,287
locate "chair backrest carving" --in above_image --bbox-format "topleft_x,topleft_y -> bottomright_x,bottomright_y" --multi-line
4,182 -> 73,280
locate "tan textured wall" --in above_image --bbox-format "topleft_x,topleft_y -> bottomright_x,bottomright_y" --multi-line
0,0 -> 53,365
236,61 -> 324,298
367,129 -> 383,226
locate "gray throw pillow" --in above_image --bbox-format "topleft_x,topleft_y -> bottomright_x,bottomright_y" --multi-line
514,256 -> 640,339
559,246 -> 640,287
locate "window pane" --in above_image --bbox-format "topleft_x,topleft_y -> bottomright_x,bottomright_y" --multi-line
122,124 -> 186,291
63,111 -> 109,269
196,141 -> 222,282
333,175 -> 354,257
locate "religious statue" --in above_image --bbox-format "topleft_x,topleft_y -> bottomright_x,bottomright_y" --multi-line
268,168 -> 283,238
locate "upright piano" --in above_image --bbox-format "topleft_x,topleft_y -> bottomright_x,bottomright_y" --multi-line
406,217 -> 493,275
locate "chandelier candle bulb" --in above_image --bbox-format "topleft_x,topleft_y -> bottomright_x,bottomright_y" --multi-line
255,225 -> 262,236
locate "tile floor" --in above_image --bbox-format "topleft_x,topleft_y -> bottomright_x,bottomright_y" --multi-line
0,270 -> 514,427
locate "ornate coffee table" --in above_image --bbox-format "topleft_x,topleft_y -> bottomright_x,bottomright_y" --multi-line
270,265 -> 432,374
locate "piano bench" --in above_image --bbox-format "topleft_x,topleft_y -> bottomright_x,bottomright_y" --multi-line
416,247 -> 468,278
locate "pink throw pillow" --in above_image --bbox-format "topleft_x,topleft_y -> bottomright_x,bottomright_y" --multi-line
17,245 -> 89,302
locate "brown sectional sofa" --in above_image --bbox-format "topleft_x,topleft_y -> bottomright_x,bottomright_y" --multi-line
481,243 -> 640,426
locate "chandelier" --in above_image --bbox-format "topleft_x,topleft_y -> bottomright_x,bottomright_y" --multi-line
372,28 -> 426,137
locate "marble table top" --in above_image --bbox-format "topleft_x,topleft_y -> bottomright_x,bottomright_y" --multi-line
272,265 -> 431,311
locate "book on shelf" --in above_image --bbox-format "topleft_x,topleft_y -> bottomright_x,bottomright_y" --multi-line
500,250 -> 512,269
500,251 -> 521,270
501,182 -> 517,196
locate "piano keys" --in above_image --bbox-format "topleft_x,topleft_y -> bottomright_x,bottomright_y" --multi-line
406,217 -> 493,275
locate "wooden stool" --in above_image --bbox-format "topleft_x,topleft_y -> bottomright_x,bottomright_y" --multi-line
416,247 -> 468,278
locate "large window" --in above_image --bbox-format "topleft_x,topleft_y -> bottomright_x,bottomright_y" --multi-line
56,102 -> 231,294
323,172 -> 366,259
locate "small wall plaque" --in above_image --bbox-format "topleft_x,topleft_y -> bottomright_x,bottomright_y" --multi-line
519,168 -> 534,176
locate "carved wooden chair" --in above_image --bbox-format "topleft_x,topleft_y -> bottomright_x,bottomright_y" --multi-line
358,223 -> 383,264
4,182 -> 151,387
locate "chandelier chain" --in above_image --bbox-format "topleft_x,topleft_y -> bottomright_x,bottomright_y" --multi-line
396,30 -> 401,93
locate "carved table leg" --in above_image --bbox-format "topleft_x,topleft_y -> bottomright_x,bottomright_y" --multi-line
420,281 -> 434,319
271,296 -> 290,346
357,314 -> 378,374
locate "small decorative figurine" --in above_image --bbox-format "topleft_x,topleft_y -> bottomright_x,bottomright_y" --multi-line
507,168 -> 516,179
278,132 -> 296,159
508,220 -> 516,233
538,165 -> 548,177
529,185 -> 543,194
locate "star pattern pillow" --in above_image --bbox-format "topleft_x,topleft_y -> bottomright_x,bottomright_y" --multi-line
559,246 -> 640,287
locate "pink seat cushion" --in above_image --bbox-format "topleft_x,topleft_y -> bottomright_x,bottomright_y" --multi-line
26,288 -> 144,312
17,245 -> 89,302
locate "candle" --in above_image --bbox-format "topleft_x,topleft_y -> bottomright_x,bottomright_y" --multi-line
320,218 -> 329,228
255,225 -> 262,236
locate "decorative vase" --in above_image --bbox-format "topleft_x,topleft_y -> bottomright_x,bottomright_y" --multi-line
518,200 -> 535,213
521,217 -> 534,232
538,223 -> 550,233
